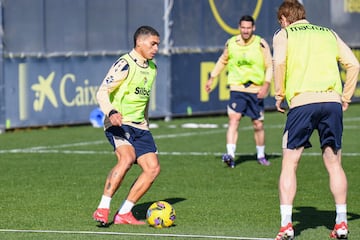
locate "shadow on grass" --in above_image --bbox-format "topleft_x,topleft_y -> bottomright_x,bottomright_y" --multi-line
234,153 -> 281,165
293,206 -> 360,237
132,197 -> 186,220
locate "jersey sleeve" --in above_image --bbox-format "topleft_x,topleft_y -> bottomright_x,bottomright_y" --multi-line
96,58 -> 130,116
272,29 -> 288,101
333,32 -> 360,103
260,38 -> 273,84
210,40 -> 230,78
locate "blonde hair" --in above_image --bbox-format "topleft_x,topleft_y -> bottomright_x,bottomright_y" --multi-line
277,0 -> 306,24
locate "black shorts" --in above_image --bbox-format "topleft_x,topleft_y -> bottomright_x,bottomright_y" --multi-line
283,102 -> 343,151
105,124 -> 157,158
228,91 -> 264,120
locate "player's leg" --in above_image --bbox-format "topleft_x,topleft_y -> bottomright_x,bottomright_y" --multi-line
323,147 -> 347,207
93,144 -> 136,225
323,147 -> 348,239
114,152 -> 160,225
276,104 -> 313,239
318,102 -> 348,239
276,147 -> 303,240
93,126 -> 136,225
252,119 -> 269,165
253,119 -> 264,146
246,94 -> 269,165
223,109 -> 241,168
279,148 -> 302,205
126,152 -> 160,203
104,145 -> 137,196
223,91 -> 244,167
114,127 -> 160,225
226,110 -> 242,155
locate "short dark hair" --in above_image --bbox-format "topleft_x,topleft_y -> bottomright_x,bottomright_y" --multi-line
133,26 -> 160,48
239,15 -> 255,25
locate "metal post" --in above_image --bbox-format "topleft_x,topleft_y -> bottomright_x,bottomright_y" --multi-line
0,1 -> 5,133
163,0 -> 173,56
162,0 -> 174,121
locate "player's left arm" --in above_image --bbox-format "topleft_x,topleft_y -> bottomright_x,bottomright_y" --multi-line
258,38 -> 273,99
334,31 -> 360,109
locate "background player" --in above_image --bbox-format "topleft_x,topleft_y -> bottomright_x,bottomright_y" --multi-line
205,15 -> 273,168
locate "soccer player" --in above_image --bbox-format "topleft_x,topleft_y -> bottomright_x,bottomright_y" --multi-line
273,0 -> 360,239
92,26 -> 161,226
205,15 -> 273,168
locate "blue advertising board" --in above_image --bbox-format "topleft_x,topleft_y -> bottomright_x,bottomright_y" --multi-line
0,0 -> 359,130
3,54 -> 171,129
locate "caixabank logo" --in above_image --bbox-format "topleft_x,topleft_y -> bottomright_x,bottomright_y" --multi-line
17,63 -> 99,121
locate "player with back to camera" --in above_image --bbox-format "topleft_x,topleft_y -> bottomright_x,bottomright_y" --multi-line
205,15 -> 273,168
92,25 -> 161,226
273,0 -> 360,239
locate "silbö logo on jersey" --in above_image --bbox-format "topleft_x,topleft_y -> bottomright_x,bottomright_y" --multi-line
134,76 -> 151,97
134,87 -> 151,97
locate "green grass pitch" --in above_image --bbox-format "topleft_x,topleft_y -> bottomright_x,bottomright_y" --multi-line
1,104 -> 360,240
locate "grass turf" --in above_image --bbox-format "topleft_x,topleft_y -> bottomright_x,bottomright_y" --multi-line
0,104 -> 360,239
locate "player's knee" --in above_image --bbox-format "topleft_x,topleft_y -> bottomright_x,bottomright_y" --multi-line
253,121 -> 263,131
150,164 -> 161,178
116,156 -> 135,169
115,150 -> 136,165
143,165 -> 160,182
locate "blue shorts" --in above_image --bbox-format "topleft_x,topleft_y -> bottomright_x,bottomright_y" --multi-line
228,91 -> 264,120
283,102 -> 343,151
105,124 -> 157,159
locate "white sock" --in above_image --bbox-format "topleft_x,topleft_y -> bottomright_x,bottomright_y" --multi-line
336,204 -> 347,224
98,195 -> 111,209
280,204 -> 292,227
118,200 -> 135,214
256,145 -> 265,159
226,144 -> 236,158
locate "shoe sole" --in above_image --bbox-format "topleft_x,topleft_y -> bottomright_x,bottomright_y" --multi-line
335,234 -> 348,239
94,219 -> 109,227
258,160 -> 270,166
224,161 -> 235,168
279,235 -> 294,240
276,230 -> 294,240
331,228 -> 348,239
222,158 -> 235,168
114,216 -> 146,225
114,220 -> 146,225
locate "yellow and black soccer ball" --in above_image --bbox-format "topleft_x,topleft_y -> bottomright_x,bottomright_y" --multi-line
146,201 -> 176,228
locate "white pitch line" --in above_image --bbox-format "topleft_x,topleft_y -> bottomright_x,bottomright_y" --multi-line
154,129 -> 225,139
1,122 -> 359,155
0,229 -> 273,240
1,147 -> 360,157
0,130 -> 224,154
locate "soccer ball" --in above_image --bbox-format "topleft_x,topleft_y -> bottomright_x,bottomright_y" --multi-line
146,201 -> 176,228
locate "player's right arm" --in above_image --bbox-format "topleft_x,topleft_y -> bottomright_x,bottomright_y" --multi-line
96,58 -> 129,125
205,40 -> 229,93
273,29 -> 288,113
